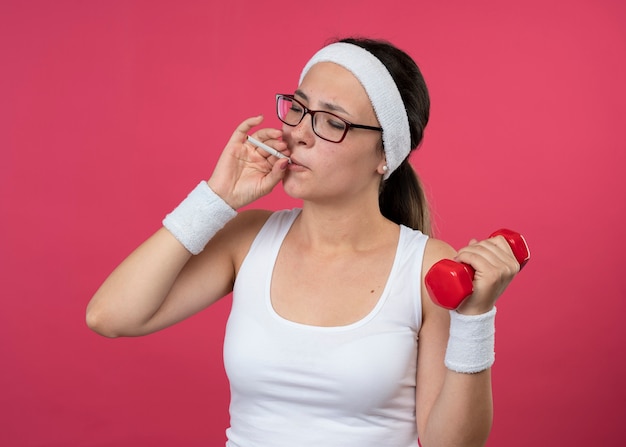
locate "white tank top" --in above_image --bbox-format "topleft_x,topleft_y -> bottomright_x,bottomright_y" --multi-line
224,209 -> 428,447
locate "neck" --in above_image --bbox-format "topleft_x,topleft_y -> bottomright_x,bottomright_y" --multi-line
295,198 -> 395,253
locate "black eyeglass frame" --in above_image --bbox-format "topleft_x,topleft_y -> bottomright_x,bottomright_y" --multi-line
275,94 -> 383,143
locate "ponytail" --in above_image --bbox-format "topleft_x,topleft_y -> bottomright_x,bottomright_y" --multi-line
379,159 -> 432,236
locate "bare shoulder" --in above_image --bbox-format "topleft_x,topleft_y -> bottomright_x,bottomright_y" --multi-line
218,208 -> 273,244
228,208 -> 274,232
216,208 -> 274,268
422,237 -> 457,274
421,237 -> 458,322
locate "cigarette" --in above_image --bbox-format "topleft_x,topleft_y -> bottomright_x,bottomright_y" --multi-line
247,135 -> 292,164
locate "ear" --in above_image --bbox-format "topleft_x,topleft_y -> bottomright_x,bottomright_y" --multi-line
376,145 -> 387,175
376,161 -> 389,175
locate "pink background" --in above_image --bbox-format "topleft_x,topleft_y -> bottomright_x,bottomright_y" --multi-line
2,0 -> 625,445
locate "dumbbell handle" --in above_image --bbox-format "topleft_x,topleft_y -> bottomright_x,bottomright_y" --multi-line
424,229 -> 530,310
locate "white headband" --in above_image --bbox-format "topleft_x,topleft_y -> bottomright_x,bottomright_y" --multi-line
299,42 -> 411,179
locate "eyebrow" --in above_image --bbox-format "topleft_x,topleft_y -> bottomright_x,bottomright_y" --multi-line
294,89 -> 352,116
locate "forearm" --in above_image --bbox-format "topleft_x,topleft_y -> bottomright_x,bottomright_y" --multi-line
420,369 -> 493,447
86,227 -> 192,337
422,308 -> 497,446
417,297 -> 497,447
86,180 -> 240,337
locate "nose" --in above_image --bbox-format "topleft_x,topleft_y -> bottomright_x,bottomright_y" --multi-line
288,112 -> 315,146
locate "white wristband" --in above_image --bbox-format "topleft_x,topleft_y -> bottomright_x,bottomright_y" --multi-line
162,181 -> 237,255
445,307 -> 497,374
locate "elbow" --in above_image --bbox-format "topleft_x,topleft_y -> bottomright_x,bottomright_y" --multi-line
85,305 -> 120,338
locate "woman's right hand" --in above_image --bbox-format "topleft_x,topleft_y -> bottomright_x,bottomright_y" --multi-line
207,116 -> 290,210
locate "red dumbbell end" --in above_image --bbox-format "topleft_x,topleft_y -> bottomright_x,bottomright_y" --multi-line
424,259 -> 475,310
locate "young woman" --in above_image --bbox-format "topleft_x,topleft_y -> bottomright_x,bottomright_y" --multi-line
87,38 -> 521,447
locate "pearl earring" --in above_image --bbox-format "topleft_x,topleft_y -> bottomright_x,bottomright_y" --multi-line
382,165 -> 388,172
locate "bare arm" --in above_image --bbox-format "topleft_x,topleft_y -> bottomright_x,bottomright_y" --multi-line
86,116 -> 290,338
416,236 -> 519,447
86,211 -> 268,337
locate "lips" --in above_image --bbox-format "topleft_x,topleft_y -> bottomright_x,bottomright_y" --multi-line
289,157 -> 306,168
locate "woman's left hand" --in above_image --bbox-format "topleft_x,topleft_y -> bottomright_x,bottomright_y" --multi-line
454,235 -> 521,315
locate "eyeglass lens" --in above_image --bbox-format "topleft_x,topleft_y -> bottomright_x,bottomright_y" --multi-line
277,95 -> 347,143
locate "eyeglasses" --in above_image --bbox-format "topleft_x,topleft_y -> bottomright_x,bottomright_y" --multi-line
276,94 -> 383,143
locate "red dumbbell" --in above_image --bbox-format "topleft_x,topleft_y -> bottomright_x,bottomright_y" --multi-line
424,229 -> 530,310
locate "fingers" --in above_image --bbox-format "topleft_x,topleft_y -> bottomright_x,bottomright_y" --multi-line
211,117 -> 290,208
245,135 -> 289,164
263,157 -> 290,185
230,115 -> 265,144
250,127 -> 284,144
454,235 -> 520,313
456,236 -> 519,276
228,116 -> 288,164
231,115 -> 283,146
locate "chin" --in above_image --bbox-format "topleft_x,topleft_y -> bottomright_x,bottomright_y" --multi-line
282,175 -> 324,202
282,178 -> 306,201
